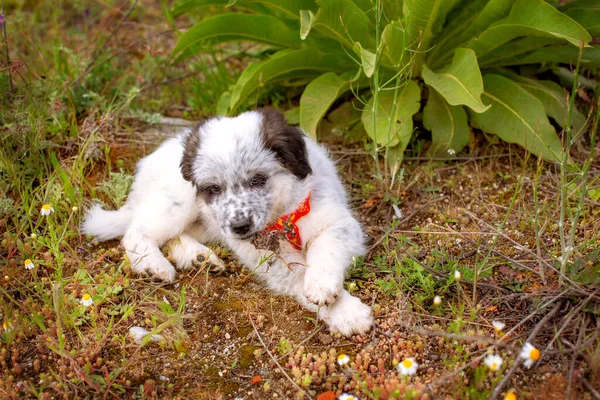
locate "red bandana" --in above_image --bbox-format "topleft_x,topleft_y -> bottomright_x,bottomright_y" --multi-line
263,194 -> 311,250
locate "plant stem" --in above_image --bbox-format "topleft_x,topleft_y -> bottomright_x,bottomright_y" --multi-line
533,158 -> 546,283
1,0 -> 13,92
558,40 -> 584,286
566,97 -> 599,270
371,0 -> 382,179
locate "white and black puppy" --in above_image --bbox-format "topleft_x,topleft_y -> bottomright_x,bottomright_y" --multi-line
82,108 -> 373,336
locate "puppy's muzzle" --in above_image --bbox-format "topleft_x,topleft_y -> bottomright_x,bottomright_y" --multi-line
230,218 -> 253,237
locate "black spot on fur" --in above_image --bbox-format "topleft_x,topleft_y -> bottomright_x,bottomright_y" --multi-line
180,121 -> 206,183
257,108 -> 312,179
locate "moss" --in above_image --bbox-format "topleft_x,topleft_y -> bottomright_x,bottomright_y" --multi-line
212,298 -> 245,313
238,345 -> 258,370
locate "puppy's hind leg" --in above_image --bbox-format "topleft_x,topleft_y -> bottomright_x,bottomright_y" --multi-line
121,196 -> 194,282
166,234 -> 225,272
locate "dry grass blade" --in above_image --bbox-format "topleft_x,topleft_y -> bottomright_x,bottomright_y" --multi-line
489,301 -> 563,400
249,316 -> 313,400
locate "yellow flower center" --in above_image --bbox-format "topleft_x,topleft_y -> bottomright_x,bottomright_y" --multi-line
337,354 -> 347,361
82,294 -> 91,301
505,392 -> 517,400
402,359 -> 413,368
42,204 -> 51,211
529,348 -> 540,361
25,259 -> 32,265
3,321 -> 10,329
491,362 -> 498,370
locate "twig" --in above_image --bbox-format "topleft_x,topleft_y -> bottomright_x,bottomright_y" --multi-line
1,0 -> 13,92
402,154 -> 512,161
542,289 -> 599,358
582,377 -> 600,400
400,323 -> 515,347
249,316 -> 313,400
277,325 -> 324,361
489,301 -> 563,400
366,197 -> 444,256
464,210 -> 589,295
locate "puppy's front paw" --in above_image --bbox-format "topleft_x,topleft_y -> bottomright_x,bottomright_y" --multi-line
128,251 -> 177,283
303,269 -> 343,306
152,262 -> 177,283
324,291 -> 373,336
144,258 -> 177,283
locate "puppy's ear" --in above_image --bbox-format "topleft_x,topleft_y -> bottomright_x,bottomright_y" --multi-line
258,108 -> 312,179
180,121 -> 205,183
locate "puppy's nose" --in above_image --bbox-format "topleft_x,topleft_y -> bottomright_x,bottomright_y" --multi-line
231,219 -> 252,236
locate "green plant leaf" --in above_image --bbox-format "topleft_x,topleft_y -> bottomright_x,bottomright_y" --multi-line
172,0 -> 236,16
495,71 -> 587,133
430,0 -> 514,66
251,0 -> 319,19
558,0 -> 600,12
422,48 -> 489,113
353,42 -> 376,78
284,107 -> 300,125
404,0 -> 445,74
469,74 -> 563,162
477,36 -> 558,68
172,14 -> 302,59
229,48 -> 350,112
313,0 -> 375,50
172,0 -> 317,18
386,142 -> 407,183
491,44 -> 600,67
299,72 -> 355,138
361,80 -> 421,148
455,0 -> 514,46
423,88 -> 470,157
427,0 -> 490,66
564,8 -> 600,37
381,21 -> 408,68
216,91 -> 232,116
300,9 -> 316,40
468,0 -> 592,58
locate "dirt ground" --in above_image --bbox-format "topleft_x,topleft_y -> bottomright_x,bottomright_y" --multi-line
58,128 -> 600,399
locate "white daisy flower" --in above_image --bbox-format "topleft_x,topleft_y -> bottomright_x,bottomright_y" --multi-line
454,270 -> 462,281
81,293 -> 94,307
397,358 -> 418,375
339,394 -> 358,400
3,321 -> 12,331
24,259 -> 35,270
337,353 -> 350,366
519,342 -> 540,368
40,204 -> 54,216
447,148 -> 456,156
484,354 -> 503,371
433,295 -> 442,306
492,321 -> 506,332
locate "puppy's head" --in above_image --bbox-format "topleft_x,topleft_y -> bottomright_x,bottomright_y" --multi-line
181,108 -> 312,240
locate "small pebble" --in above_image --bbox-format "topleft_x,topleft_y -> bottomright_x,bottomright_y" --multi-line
128,327 -> 163,344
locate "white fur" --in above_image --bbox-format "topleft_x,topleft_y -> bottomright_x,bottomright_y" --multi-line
82,110 -> 373,336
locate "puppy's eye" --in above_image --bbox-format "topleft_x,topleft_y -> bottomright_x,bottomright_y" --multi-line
249,175 -> 267,187
208,185 -> 221,194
